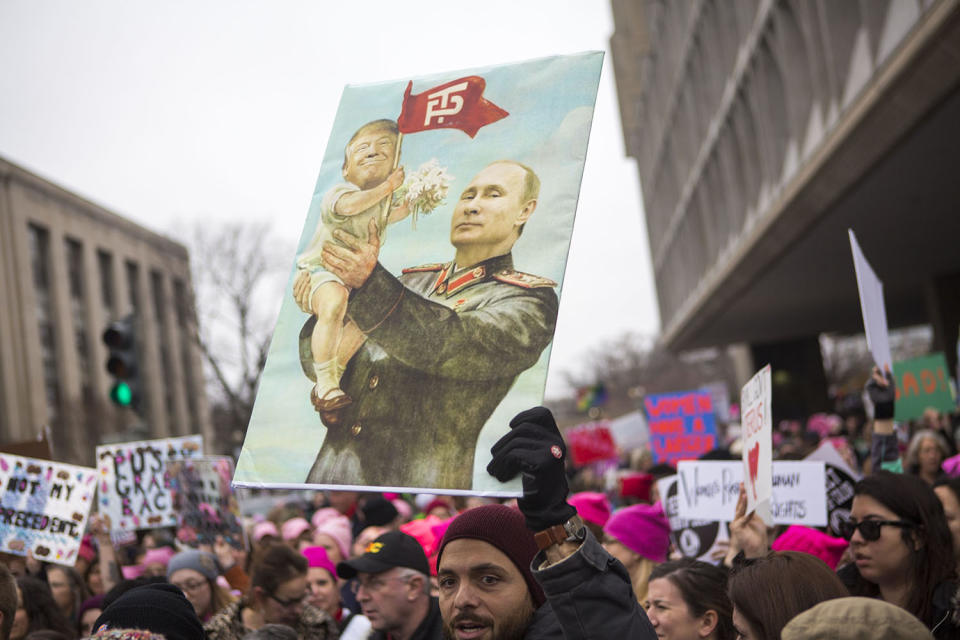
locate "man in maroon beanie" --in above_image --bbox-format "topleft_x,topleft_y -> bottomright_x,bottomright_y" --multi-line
434,406 -> 656,639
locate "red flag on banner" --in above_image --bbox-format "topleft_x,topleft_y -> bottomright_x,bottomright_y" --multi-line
397,76 -> 508,138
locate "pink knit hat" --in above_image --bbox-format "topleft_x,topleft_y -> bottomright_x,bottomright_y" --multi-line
302,546 -> 337,578
314,516 -> 352,560
569,492 -> 612,527
252,520 -> 279,542
281,517 -> 311,542
943,453 -> 960,477
771,525 -> 849,569
311,507 -> 342,530
603,502 -> 670,562
392,498 -> 413,522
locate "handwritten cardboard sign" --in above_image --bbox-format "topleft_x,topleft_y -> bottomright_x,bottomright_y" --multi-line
658,473 -> 728,564
566,422 -> 619,466
849,230 -> 892,372
741,365 -> 773,525
166,456 -> 246,550
0,454 -> 97,566
676,460 -> 827,527
644,391 -> 717,465
893,353 -> 956,421
96,436 -> 203,532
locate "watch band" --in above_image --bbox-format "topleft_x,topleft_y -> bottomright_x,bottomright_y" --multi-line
533,515 -> 585,551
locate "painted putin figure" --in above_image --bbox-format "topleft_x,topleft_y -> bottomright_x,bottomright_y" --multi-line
293,160 -> 558,489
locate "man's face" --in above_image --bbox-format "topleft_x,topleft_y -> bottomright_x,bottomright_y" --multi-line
260,574 -> 308,626
343,129 -> 396,189
438,539 -> 535,640
355,567 -> 417,633
450,163 -> 534,253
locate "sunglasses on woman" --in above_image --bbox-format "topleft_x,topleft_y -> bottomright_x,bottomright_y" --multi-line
838,518 -> 915,541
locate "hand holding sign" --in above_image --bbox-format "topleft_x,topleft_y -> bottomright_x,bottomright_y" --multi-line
724,483 -> 770,567
740,365 -> 773,526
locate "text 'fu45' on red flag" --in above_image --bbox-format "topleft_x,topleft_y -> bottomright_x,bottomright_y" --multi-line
397,76 -> 508,138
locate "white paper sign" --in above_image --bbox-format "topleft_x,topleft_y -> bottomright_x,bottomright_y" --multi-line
96,435 -> 203,532
608,410 -> 649,451
657,474 -> 729,564
0,454 -> 98,566
741,365 -> 773,525
806,440 -> 862,536
849,230 -> 892,372
676,460 -> 827,527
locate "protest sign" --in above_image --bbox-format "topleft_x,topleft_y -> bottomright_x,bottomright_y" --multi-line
676,460 -> 827,527
849,230 -> 892,372
0,454 -> 97,565
741,365 -> 773,525
893,353 -> 956,421
566,421 -> 618,467
806,440 -> 861,537
235,52 -> 603,495
608,410 -> 649,451
166,456 -> 245,550
700,381 -> 732,423
658,474 -> 728,564
96,436 -> 203,532
644,391 -> 717,465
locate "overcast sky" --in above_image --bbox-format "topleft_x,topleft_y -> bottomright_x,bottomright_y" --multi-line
0,0 -> 661,399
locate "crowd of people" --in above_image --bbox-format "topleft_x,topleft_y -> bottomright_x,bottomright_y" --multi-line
1,370 -> 959,639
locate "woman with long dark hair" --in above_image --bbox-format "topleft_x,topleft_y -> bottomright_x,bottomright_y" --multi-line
11,577 -> 75,640
838,471 -> 960,637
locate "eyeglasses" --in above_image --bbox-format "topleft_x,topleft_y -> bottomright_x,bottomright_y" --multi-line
350,573 -> 412,595
838,518 -> 915,541
268,591 -> 308,608
171,579 -> 208,593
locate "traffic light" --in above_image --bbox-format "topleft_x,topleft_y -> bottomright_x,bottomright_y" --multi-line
102,315 -> 140,412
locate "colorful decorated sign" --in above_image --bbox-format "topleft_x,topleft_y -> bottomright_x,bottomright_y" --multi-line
96,436 -> 203,532
0,454 -> 97,565
166,456 -> 245,550
566,421 -> 618,467
893,353 -> 956,421
644,391 -> 717,465
740,365 -> 773,525
235,52 -> 603,495
675,460 -> 827,527
849,230 -> 892,372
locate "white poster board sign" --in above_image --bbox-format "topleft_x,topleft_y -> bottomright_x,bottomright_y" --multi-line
676,460 -> 827,527
658,473 -> 730,564
741,365 -> 773,525
96,435 -> 203,532
0,454 -> 97,566
849,230 -> 892,372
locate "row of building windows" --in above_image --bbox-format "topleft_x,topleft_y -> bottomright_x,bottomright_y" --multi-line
26,221 -> 201,436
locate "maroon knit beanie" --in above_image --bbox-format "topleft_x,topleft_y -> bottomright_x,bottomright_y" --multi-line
436,504 -> 545,607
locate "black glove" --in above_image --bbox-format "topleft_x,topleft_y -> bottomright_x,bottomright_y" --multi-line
487,406 -> 576,532
866,368 -> 896,420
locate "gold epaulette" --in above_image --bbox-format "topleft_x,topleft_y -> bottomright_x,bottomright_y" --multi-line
402,263 -> 445,274
493,270 -> 557,289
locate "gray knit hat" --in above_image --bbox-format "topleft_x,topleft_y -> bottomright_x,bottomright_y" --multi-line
166,549 -> 220,581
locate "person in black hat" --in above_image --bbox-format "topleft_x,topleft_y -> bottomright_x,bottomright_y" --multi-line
336,531 -> 441,640
92,583 -> 205,640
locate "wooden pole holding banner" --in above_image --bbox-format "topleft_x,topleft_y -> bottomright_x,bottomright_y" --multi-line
379,132 -> 404,230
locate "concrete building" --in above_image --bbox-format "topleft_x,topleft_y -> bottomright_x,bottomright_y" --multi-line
611,0 -> 960,416
0,157 -> 211,464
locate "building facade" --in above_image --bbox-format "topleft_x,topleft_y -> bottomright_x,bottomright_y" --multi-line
611,0 -> 960,413
0,157 -> 211,464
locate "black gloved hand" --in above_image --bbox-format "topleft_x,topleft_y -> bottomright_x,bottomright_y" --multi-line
866,367 -> 896,420
487,406 -> 576,532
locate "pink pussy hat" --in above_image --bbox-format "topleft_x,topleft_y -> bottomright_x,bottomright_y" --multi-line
281,517 -> 311,541
603,501 -> 670,563
252,520 -> 279,542
569,492 -> 612,527
771,525 -> 849,569
302,546 -> 337,579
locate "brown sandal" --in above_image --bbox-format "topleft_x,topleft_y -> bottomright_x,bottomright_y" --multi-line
311,387 -> 353,413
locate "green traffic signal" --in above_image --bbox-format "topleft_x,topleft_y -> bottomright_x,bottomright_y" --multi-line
110,381 -> 134,407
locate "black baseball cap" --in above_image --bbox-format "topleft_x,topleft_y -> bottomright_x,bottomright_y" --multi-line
336,530 -> 429,579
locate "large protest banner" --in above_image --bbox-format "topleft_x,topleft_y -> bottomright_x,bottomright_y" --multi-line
166,457 -> 246,550
675,460 -> 827,527
96,436 -> 203,532
849,230 -> 892,372
0,454 -> 97,565
893,353 -> 956,421
644,391 -> 717,465
741,365 -> 773,525
235,52 -> 603,495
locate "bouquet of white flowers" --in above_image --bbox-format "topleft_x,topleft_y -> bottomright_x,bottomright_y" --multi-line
392,159 -> 453,229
